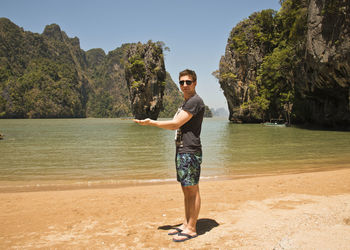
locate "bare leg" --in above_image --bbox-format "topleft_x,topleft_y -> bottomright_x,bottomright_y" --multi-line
173,184 -> 200,240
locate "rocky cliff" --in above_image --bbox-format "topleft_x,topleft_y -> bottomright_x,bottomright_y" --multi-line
219,0 -> 350,128
124,42 -> 166,120
0,18 -> 89,118
218,9 -> 277,123
0,18 -> 179,119
86,44 -> 132,117
296,0 -> 350,127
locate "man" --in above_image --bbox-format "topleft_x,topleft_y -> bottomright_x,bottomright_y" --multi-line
134,69 -> 205,242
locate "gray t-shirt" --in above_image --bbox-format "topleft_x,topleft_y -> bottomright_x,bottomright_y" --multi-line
176,94 -> 205,154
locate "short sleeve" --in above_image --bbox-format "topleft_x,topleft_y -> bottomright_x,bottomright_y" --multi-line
182,96 -> 201,115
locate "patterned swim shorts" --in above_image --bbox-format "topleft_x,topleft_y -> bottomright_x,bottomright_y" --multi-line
175,152 -> 202,186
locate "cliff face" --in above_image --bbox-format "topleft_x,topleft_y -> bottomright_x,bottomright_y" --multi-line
87,41 -> 167,119
219,0 -> 350,128
219,10 -> 277,122
86,45 -> 132,117
0,18 -> 177,119
296,0 -> 350,126
124,42 -> 166,120
0,19 -> 89,118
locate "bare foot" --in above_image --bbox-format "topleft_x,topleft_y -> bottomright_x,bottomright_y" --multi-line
168,224 -> 186,235
172,229 -> 198,242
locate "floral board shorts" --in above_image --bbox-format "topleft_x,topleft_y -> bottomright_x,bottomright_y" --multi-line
175,152 -> 202,187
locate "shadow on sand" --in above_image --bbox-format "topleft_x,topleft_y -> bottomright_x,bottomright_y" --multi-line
158,218 -> 219,236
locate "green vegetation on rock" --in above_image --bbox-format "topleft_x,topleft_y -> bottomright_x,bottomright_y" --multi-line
218,0 -> 350,128
159,72 -> 183,118
0,18 -> 183,119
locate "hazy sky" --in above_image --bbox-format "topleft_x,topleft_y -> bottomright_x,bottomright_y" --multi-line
1,0 -> 281,110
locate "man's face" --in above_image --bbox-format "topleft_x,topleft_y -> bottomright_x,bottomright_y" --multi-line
179,75 -> 196,95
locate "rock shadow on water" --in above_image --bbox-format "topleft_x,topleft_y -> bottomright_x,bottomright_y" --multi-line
158,218 -> 219,236
294,123 -> 350,132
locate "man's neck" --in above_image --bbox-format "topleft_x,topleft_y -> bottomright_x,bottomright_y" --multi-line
184,91 -> 196,100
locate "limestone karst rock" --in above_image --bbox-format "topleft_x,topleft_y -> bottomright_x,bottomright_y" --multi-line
124,41 -> 166,120
0,19 -> 180,119
218,0 -> 350,128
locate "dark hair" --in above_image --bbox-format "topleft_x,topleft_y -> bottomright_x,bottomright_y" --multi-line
179,69 -> 197,82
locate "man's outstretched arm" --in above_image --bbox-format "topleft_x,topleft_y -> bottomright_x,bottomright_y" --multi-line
133,110 -> 192,130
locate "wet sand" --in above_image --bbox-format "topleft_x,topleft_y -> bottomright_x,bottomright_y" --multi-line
1,168 -> 350,249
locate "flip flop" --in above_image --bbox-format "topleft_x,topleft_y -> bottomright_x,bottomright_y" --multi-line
168,228 -> 182,235
173,232 -> 198,242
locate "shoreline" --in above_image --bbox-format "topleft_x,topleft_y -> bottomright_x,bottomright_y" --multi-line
1,168 -> 350,248
1,165 -> 349,193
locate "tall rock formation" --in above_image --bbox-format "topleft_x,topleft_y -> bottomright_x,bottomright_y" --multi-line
218,9 -> 277,123
0,18 -> 89,118
295,0 -> 350,127
218,0 -> 350,128
124,41 -> 166,120
0,18 -> 179,119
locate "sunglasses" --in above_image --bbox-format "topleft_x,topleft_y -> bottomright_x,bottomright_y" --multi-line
179,80 -> 193,86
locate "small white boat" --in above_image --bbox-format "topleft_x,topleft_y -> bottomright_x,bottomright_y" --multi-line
263,119 -> 288,127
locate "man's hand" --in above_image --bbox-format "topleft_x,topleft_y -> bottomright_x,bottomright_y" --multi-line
133,110 -> 192,130
133,118 -> 152,126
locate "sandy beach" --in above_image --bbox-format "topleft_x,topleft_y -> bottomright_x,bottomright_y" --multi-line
1,168 -> 350,249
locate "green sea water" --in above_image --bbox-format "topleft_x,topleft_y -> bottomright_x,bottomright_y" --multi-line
0,118 -> 349,189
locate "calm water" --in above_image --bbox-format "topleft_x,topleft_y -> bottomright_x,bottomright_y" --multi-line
0,118 -> 349,188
